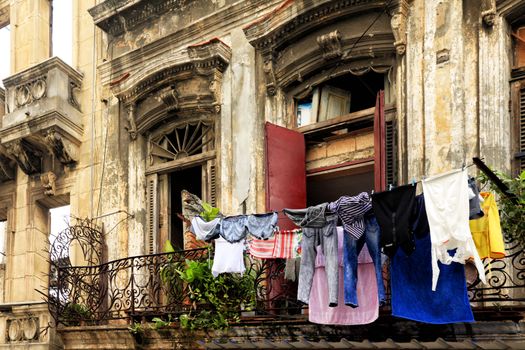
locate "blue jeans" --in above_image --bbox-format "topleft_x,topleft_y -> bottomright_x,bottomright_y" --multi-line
343,215 -> 386,307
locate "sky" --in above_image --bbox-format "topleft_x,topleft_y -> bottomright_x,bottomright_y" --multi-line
0,0 -> 72,88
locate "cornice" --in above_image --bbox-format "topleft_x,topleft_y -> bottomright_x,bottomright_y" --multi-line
89,0 -> 173,36
111,39 -> 232,104
243,0 -> 394,52
97,0 -> 280,85
3,57 -> 83,88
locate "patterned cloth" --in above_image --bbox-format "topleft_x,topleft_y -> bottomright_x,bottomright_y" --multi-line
273,229 -> 302,259
328,193 -> 372,240
248,229 -> 302,259
249,237 -> 276,259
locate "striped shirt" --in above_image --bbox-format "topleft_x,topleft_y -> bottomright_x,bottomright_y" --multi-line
328,192 -> 372,239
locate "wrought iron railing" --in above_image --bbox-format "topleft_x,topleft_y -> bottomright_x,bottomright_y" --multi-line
48,238 -> 525,326
48,248 -> 303,326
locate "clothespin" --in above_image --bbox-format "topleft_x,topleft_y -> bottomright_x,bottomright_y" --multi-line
411,177 -> 416,186
388,184 -> 393,191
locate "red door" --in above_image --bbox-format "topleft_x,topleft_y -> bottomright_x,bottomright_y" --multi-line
265,122 -> 307,229
265,122 -> 306,314
374,90 -> 386,192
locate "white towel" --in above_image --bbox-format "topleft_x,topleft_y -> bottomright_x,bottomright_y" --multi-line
422,168 -> 486,291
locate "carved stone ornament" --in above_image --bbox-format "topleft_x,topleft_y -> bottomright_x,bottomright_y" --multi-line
69,80 -> 81,110
126,104 -> 138,140
5,139 -> 41,175
263,59 -> 277,96
15,76 -> 47,108
6,317 -> 39,343
44,129 -> 77,166
390,13 -> 407,56
41,171 -> 57,196
317,30 -> 343,60
0,153 -> 15,182
158,87 -> 179,111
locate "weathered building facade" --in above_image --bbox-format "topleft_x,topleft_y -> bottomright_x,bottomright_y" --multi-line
0,0 -> 524,348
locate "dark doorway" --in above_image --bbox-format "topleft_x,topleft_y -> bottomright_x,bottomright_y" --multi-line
170,166 -> 202,250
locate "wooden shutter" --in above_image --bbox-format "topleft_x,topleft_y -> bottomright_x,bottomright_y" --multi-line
374,90 -> 387,191
209,162 -> 217,207
517,84 -> 525,172
146,174 -> 159,255
265,122 -> 306,230
385,119 -> 397,186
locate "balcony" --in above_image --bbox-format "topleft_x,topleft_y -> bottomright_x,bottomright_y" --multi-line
48,237 -> 525,330
0,57 -> 83,174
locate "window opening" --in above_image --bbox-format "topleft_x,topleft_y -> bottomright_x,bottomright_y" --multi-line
48,204 -> 70,303
296,71 -> 384,128
0,25 -> 10,88
51,0 -> 72,65
49,205 -> 70,261
307,166 -> 374,206
170,166 -> 202,250
150,121 -> 214,164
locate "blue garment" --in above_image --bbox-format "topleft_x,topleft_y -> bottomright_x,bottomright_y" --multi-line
220,215 -> 248,243
391,195 -> 474,324
246,212 -> 278,239
343,214 -> 385,307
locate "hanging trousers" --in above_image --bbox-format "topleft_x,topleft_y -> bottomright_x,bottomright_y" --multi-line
284,205 -> 339,306
343,214 -> 386,307
298,214 -> 339,306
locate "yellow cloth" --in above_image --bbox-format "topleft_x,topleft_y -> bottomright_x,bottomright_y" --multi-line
469,192 -> 505,259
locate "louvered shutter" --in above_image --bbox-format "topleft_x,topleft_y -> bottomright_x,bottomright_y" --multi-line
146,174 -> 159,255
385,119 -> 397,186
518,87 -> 525,171
209,162 -> 217,207
374,90 -> 387,191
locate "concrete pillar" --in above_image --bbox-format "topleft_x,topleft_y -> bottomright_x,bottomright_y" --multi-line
10,0 -> 51,73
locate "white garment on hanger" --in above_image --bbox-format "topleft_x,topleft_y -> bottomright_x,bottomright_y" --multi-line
191,216 -> 220,241
422,168 -> 486,291
211,237 -> 245,277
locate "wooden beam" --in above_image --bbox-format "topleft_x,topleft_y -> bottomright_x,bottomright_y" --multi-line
145,151 -> 216,175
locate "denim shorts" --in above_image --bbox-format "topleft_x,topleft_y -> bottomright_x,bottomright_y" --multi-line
219,215 -> 248,243
245,212 -> 278,240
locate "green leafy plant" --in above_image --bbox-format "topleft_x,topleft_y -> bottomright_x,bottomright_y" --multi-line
61,303 -> 92,326
151,315 -> 174,329
174,259 -> 256,330
200,202 -> 220,222
128,322 -> 145,335
479,170 -> 525,248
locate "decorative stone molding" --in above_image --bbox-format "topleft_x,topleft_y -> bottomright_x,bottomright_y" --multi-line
0,87 -> 5,118
40,171 -> 57,196
0,153 -> 15,182
317,30 -> 343,60
4,139 -> 41,175
7,317 -> 39,342
243,0 -> 398,95
158,87 -> 179,111
43,128 -> 78,166
0,57 -> 84,173
389,0 -> 408,56
88,0 -> 181,37
14,76 -> 47,108
112,38 -> 231,138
